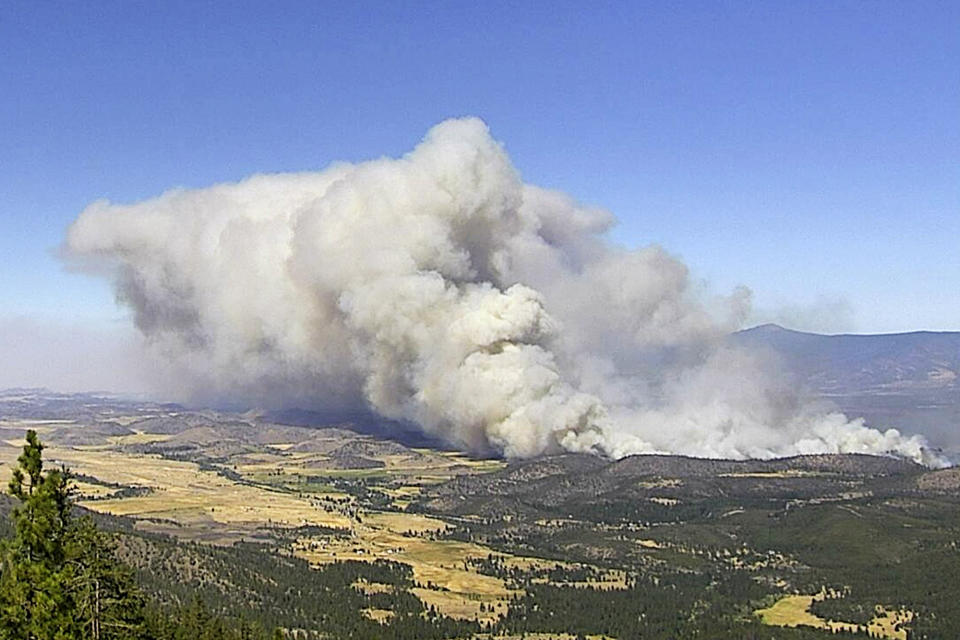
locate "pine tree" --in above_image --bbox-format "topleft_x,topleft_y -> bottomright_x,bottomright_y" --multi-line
0,430 -> 147,639
0,430 -> 78,639
67,517 -> 148,639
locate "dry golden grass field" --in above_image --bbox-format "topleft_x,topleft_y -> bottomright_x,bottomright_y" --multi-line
0,416 -> 621,622
755,592 -> 913,640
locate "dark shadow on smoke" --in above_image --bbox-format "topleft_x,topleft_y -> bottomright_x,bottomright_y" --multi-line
262,407 -> 466,453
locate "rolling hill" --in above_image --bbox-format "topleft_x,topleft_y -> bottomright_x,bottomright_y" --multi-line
735,324 -> 960,451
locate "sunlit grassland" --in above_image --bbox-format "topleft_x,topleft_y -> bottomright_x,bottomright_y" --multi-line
361,607 -> 395,623
294,514 -> 518,620
53,447 -> 352,531
755,592 -> 913,640
0,418 -> 637,625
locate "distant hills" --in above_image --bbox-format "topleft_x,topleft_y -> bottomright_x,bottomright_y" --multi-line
735,324 -> 960,392
735,324 -> 960,451
5,322 -> 960,453
418,450 -> 931,523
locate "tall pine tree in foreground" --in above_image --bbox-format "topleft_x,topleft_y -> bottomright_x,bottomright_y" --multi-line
0,430 -> 147,640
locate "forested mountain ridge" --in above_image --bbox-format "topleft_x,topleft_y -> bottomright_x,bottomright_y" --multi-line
734,324 -> 960,452
735,324 -> 960,392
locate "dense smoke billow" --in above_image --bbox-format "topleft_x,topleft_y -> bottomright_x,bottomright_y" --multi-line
65,118 -> 942,465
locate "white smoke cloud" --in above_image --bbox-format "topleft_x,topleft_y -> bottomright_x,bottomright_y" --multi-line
64,117 -> 943,466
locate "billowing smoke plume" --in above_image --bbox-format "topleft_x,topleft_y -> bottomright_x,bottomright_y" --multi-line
65,118 -> 942,465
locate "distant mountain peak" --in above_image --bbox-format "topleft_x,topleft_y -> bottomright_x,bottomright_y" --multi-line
741,323 -> 790,333
735,323 -> 816,339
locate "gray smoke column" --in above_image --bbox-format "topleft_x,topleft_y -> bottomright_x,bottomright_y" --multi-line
65,118 -> 943,465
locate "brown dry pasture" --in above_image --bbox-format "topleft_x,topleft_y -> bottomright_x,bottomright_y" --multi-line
755,592 -> 913,640
0,415 -> 620,623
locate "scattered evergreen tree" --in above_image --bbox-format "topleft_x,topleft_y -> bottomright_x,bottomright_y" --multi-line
0,431 -> 148,639
0,430 -> 82,639
67,517 -> 149,639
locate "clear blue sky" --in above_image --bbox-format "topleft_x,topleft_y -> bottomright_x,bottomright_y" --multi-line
2,0 -> 958,340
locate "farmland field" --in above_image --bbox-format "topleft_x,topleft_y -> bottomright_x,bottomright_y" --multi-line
1,391 -> 959,638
